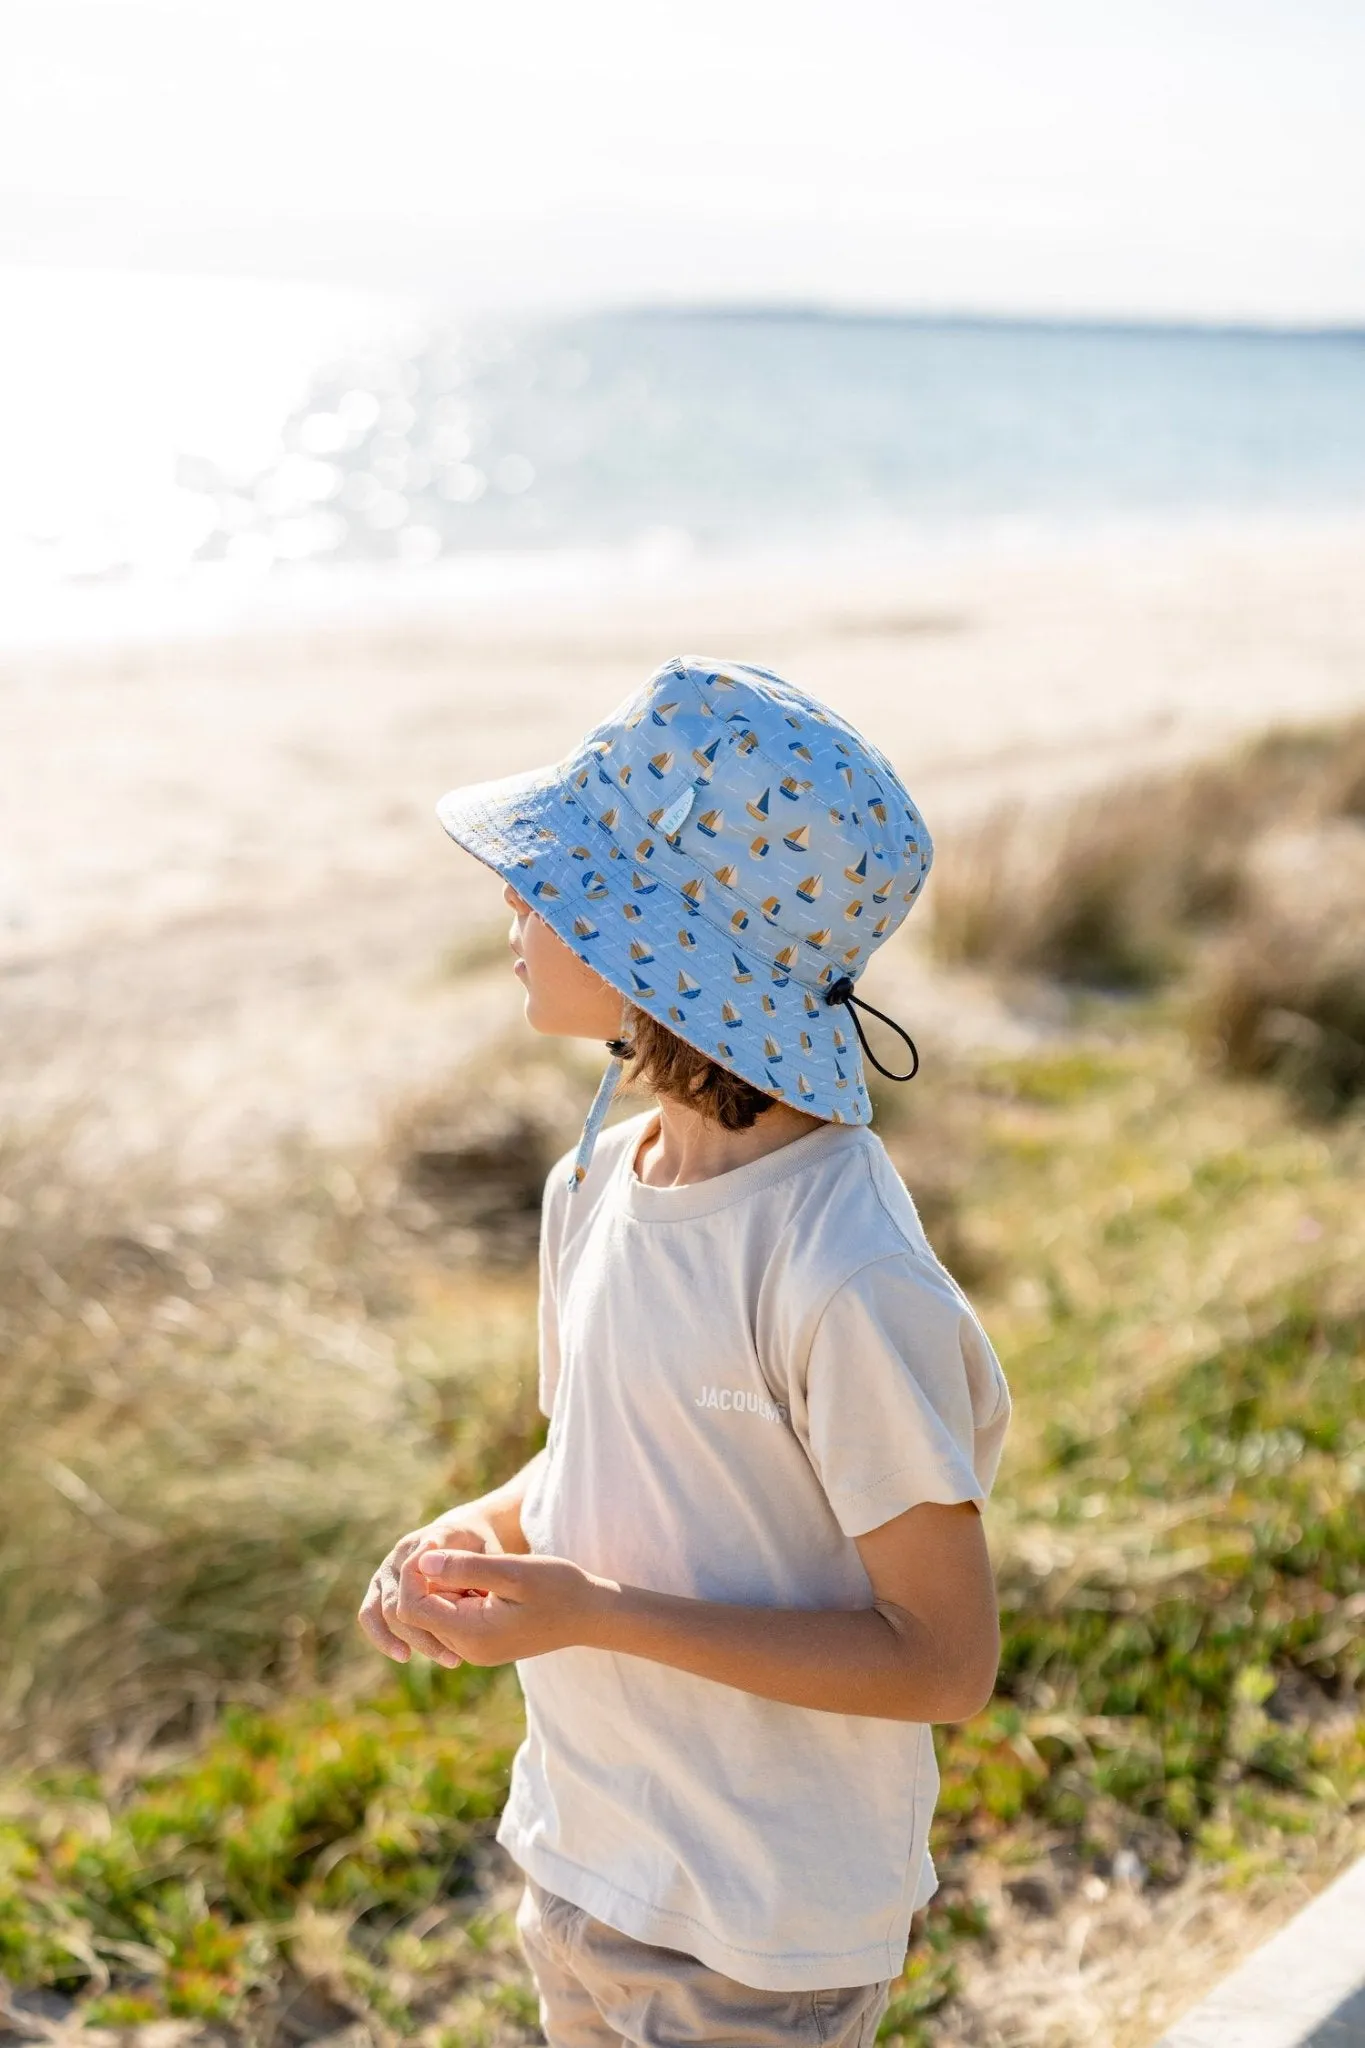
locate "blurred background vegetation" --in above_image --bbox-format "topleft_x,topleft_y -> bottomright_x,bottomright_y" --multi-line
2,717 -> 1361,2048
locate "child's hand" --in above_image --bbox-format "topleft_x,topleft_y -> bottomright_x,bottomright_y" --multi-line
358,1513 -> 502,1668
396,1548 -> 609,1667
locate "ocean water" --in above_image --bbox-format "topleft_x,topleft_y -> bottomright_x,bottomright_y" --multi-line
2,270 -> 1363,644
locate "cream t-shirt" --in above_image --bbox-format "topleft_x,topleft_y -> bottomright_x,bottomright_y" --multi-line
496,1109 -> 1011,1993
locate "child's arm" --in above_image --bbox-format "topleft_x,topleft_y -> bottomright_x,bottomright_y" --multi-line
357,1450 -> 545,1667
406,1496 -> 999,1722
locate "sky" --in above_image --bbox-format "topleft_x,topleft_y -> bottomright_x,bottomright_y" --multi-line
2,0 -> 1363,324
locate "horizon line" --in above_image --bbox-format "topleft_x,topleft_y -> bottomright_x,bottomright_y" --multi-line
597,300 -> 1365,343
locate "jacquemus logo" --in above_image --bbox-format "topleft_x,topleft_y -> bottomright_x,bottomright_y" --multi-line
695,1385 -> 788,1423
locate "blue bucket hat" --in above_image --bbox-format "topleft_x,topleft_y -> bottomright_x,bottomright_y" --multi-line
436,657 -> 933,1188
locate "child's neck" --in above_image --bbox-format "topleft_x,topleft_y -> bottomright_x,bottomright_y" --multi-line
632,1098 -> 826,1189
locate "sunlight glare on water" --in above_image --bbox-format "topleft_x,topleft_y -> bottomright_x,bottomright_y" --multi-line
0,267 -> 414,592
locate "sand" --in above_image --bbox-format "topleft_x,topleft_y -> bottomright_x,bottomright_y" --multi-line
5,519 -> 1365,1179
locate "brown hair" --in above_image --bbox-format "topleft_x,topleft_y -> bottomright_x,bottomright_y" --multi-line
621,1004 -> 779,1130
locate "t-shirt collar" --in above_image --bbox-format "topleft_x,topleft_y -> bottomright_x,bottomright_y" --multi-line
619,1110 -> 869,1222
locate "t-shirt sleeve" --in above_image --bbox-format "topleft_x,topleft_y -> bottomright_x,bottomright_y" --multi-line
797,1251 -> 1011,1539
536,1158 -> 569,1419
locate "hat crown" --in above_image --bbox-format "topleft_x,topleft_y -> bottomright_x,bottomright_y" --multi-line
564,658 -> 931,989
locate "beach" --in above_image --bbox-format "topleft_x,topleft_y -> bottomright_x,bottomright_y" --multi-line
7,517 -> 1365,1180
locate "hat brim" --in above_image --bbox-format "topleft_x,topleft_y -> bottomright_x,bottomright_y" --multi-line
436,765 -> 870,1125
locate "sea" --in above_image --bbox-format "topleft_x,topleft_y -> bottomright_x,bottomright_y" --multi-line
2,268 -> 1363,649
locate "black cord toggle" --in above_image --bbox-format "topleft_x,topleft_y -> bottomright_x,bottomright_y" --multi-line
605,1036 -> 634,1058
823,975 -> 920,1082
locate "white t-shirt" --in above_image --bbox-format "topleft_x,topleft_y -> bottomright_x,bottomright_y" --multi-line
496,1109 -> 1011,1993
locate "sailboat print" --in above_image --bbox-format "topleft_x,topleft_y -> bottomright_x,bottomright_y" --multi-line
763,1035 -> 783,1062
680,877 -> 705,911
802,991 -> 820,1015
629,939 -> 655,963
714,863 -> 739,888
872,878 -> 895,903
750,835 -> 770,858
677,970 -> 701,1000
598,806 -> 619,831
794,874 -> 822,904
730,907 -> 749,933
635,838 -> 656,862
759,896 -> 782,923
773,944 -> 798,973
631,970 -> 655,996
692,737 -> 723,776
806,928 -> 832,949
677,928 -> 697,950
844,851 -> 868,883
651,701 -> 679,725
720,999 -> 743,1026
761,993 -> 777,1015
778,776 -> 806,802
782,822 -> 810,853
631,869 -> 658,894
845,899 -> 864,919
648,751 -> 674,778
731,952 -> 753,983
696,809 -> 723,839
572,916 -> 598,939
746,788 -> 771,822
531,879 -> 560,899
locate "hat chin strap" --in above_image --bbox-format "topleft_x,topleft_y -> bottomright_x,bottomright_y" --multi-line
567,1000 -> 635,1192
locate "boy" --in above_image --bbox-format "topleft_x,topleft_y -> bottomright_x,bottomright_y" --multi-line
360,658 -> 1010,2047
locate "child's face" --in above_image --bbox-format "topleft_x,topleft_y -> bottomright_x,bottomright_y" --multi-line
504,884 -> 624,1039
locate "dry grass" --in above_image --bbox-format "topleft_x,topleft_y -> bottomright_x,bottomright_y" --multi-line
0,1045 -> 593,1774
928,716 -> 1365,1118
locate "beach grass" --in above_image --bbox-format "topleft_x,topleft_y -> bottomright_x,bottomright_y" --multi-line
927,718 -> 1365,1124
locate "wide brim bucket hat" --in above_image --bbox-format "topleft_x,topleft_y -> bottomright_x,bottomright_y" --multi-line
437,657 -> 933,1186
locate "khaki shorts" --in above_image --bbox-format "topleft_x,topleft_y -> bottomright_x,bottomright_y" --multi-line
515,1879 -> 891,2048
